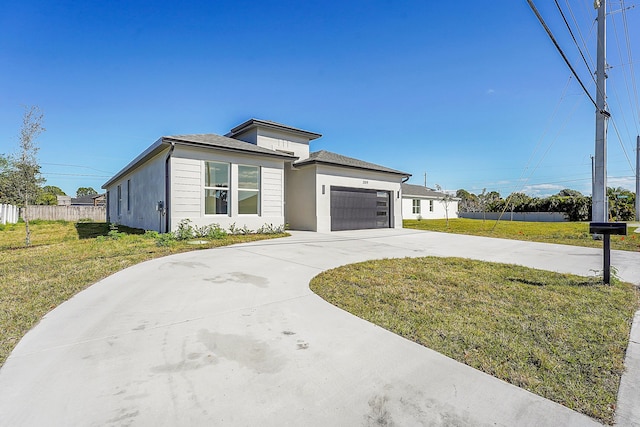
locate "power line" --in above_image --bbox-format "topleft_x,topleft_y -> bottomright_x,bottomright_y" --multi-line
620,0 -> 640,128
41,172 -> 111,178
526,0 -> 600,111
554,0 -> 596,85
41,162 -> 114,174
610,5 -> 640,138
565,0 -> 597,70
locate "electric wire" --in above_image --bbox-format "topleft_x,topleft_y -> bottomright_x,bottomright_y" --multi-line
492,79 -> 581,229
526,0 -> 600,111
554,0 -> 596,85
610,7 -> 640,138
565,0 -> 597,70
609,117 -> 636,171
620,0 -> 640,128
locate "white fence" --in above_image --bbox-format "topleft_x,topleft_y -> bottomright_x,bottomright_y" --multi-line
458,212 -> 568,222
0,204 -> 19,225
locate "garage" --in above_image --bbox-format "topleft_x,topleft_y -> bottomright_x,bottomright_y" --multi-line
330,187 -> 392,231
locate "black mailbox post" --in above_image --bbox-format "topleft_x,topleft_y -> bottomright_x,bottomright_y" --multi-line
589,222 -> 627,284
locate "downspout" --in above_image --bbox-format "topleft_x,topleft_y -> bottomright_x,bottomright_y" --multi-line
164,141 -> 176,233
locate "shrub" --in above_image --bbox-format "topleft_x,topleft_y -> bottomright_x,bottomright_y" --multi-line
174,219 -> 195,240
204,223 -> 227,239
256,223 -> 285,234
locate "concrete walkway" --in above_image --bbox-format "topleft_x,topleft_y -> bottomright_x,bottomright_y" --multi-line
1,229 -> 639,426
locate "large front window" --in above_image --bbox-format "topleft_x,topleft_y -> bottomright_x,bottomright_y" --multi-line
205,162 -> 229,215
238,165 -> 260,214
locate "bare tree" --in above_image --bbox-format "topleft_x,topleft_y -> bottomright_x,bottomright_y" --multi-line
11,106 -> 46,246
478,188 -> 488,222
436,184 -> 454,227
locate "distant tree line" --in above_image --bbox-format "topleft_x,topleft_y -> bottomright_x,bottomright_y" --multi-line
456,187 -> 636,222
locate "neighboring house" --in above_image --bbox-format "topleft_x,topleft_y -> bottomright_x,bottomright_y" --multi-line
401,183 -> 459,220
102,119 -> 410,233
57,195 -> 71,206
71,194 -> 106,206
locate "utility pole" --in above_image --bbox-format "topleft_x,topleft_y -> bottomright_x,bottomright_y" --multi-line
636,135 -> 639,220
424,172 -> 427,188
593,0 -> 609,223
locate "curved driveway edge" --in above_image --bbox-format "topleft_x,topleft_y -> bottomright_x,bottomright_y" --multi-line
1,229 -> 638,426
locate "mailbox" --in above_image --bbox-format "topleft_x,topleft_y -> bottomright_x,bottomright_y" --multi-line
589,222 -> 627,235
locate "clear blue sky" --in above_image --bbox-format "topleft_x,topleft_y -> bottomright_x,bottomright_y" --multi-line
1,0 -> 639,198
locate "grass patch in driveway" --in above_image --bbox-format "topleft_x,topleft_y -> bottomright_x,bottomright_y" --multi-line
310,257 -> 640,424
404,218 -> 639,252
0,221 -> 286,367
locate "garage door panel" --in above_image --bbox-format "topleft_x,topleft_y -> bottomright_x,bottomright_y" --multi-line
330,187 -> 391,231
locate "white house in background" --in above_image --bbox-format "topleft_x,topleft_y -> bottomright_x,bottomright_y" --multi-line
102,119 -> 410,233
401,183 -> 459,220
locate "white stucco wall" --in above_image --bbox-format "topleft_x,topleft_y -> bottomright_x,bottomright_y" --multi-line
105,150 -> 167,231
402,196 -> 459,220
255,128 -> 311,160
314,165 -> 404,233
169,146 -> 286,232
284,165 -> 317,231
233,127 -> 311,159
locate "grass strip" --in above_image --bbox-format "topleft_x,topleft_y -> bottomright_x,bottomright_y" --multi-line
404,219 -> 639,252
310,257 -> 640,424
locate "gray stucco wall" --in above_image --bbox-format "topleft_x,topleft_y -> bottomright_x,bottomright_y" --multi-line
105,150 -> 167,231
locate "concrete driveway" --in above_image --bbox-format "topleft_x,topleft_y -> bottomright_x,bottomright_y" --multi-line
1,229 -> 638,426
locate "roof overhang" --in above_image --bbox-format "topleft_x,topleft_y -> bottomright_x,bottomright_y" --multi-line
226,118 -> 322,141
103,136 -> 298,189
295,158 -> 411,177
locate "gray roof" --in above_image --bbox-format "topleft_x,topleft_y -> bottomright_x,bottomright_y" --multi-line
295,150 -> 410,176
227,118 -> 322,140
164,133 -> 298,159
402,183 -> 449,198
103,133 -> 296,189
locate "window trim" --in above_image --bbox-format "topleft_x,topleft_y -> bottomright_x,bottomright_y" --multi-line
412,199 -> 421,214
204,161 -> 230,216
237,164 -> 261,216
117,185 -> 122,216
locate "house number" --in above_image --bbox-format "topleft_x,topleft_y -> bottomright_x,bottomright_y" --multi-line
363,180 -> 368,184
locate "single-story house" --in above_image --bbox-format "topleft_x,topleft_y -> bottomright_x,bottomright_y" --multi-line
102,119 -> 411,233
57,194 -> 106,206
401,183 -> 459,220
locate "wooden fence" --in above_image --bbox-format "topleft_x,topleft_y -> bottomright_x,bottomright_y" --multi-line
21,205 -> 106,222
0,203 -> 19,225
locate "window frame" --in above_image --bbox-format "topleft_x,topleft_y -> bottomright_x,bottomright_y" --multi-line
204,161 -> 230,216
237,164 -> 260,215
412,199 -> 421,214
117,185 -> 122,216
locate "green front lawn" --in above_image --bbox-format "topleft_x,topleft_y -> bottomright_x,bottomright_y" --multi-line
404,218 -> 639,251
310,257 -> 639,425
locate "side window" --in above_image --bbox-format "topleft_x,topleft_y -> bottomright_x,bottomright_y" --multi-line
429,200 -> 434,212
412,199 -> 420,214
117,185 -> 122,216
238,165 -> 260,215
204,161 -> 229,215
